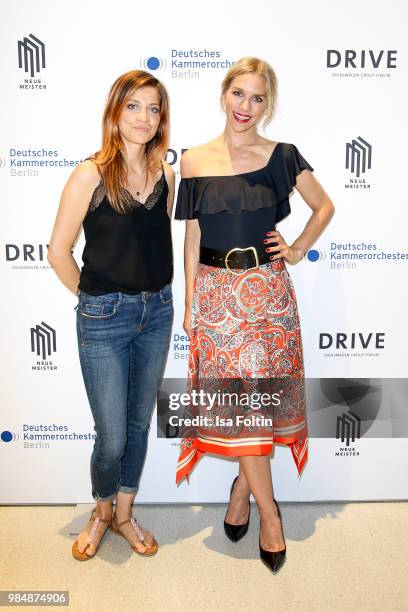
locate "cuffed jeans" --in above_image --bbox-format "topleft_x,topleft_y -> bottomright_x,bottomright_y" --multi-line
76,283 -> 173,501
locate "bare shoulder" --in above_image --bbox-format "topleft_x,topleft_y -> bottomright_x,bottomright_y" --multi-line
180,142 -> 219,178
180,145 -> 205,178
70,158 -> 101,190
257,136 -> 281,154
60,159 -> 101,211
162,159 -> 175,186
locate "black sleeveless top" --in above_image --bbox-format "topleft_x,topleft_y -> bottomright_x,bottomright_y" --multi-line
79,169 -> 173,295
175,142 -> 313,250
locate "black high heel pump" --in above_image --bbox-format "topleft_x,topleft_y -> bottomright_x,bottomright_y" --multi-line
224,476 -> 250,542
259,498 -> 286,574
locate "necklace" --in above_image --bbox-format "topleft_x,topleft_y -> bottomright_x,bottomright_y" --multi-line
136,168 -> 148,197
126,166 -> 149,204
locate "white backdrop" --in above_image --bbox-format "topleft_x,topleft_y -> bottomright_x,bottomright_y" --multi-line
1,0 -> 407,502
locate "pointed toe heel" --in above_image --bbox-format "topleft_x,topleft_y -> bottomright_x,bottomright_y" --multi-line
224,476 -> 250,543
259,542 -> 286,574
259,499 -> 286,574
224,515 -> 250,542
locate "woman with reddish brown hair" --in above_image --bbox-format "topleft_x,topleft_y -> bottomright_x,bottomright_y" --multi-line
48,70 -> 174,560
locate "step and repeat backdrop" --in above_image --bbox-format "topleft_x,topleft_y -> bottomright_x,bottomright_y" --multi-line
1,0 -> 407,502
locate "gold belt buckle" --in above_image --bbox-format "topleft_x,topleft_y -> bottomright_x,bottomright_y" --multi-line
225,246 -> 259,276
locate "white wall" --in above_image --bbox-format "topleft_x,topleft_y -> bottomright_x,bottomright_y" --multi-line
1,0 -> 407,502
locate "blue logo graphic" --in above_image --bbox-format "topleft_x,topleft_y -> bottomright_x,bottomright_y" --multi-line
305,249 -> 326,262
147,57 -> 159,70
140,56 -> 167,71
1,430 -> 19,442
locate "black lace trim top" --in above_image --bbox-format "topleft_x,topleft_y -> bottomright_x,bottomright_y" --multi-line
175,142 -> 313,250
88,172 -> 167,213
79,170 -> 173,295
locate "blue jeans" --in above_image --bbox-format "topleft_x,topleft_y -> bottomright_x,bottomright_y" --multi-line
76,284 -> 174,501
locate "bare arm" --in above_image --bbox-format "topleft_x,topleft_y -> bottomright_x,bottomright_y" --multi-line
162,160 -> 175,218
184,219 -> 200,306
179,150 -> 201,337
48,160 -> 100,295
265,170 -> 335,264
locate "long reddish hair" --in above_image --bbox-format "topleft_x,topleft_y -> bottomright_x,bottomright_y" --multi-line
92,70 -> 169,213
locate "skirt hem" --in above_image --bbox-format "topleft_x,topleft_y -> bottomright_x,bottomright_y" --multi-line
176,434 -> 308,485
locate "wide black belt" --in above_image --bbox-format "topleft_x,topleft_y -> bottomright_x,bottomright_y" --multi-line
200,245 -> 270,274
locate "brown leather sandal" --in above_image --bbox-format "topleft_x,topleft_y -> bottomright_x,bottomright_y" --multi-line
110,512 -> 159,557
71,508 -> 111,561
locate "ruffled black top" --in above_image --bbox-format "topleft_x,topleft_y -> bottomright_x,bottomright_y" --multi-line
175,142 -> 313,250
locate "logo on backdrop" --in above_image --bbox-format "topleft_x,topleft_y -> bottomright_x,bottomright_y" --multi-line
304,249 -> 326,263
336,411 -> 361,446
319,332 -> 386,358
1,148 -> 83,177
345,137 -> 372,188
318,379 -> 382,458
326,49 -> 398,79
141,56 -> 167,71
18,34 -> 45,77
140,49 -> 235,79
1,424 -> 96,450
1,431 -> 19,443
304,241 -> 408,270
166,148 -> 189,172
172,331 -> 190,360
30,322 -> 58,371
346,137 -> 372,177
17,34 -> 47,90
3,243 -> 51,271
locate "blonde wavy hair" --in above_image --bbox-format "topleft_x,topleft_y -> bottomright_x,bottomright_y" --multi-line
221,57 -> 278,128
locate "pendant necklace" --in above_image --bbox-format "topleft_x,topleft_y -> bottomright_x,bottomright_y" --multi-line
135,166 -> 149,202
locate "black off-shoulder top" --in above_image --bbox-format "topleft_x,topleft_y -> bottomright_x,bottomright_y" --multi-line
175,142 -> 313,250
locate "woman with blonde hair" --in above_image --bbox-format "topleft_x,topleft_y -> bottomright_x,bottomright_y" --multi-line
175,57 -> 334,573
48,70 -> 174,560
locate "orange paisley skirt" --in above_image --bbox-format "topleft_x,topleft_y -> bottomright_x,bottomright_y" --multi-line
176,258 -> 308,484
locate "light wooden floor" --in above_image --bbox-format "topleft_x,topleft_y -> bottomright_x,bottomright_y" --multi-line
1,502 -> 407,612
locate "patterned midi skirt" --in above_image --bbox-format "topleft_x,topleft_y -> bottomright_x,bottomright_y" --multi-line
175,258 -> 308,484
